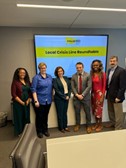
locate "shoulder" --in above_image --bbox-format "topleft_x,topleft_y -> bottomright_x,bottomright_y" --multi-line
84,71 -> 89,75
11,80 -> 22,88
12,80 -> 20,85
63,76 -> 69,80
72,73 -> 77,79
83,71 -> 90,77
47,74 -> 52,79
116,66 -> 125,73
53,77 -> 58,82
32,74 -> 39,79
64,76 -> 70,82
102,72 -> 106,76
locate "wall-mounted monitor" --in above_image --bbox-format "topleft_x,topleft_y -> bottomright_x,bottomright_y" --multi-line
34,35 -> 108,78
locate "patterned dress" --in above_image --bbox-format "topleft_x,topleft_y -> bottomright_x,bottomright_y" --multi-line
91,72 -> 106,118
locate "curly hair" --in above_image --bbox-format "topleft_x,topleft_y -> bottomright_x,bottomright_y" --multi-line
12,67 -> 30,83
54,66 -> 65,77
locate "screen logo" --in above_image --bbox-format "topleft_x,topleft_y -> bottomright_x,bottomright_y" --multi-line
65,37 -> 80,44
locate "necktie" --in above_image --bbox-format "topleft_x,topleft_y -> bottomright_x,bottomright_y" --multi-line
79,74 -> 82,94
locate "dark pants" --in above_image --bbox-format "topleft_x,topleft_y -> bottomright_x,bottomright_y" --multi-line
33,103 -> 51,134
13,101 -> 30,135
55,99 -> 69,130
73,98 -> 91,126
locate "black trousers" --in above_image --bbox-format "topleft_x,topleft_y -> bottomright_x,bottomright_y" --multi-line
33,103 -> 51,134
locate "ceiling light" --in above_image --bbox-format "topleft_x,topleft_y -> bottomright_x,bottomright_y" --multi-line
17,4 -> 126,12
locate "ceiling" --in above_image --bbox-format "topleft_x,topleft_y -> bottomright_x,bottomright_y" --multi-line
1,0 -> 126,28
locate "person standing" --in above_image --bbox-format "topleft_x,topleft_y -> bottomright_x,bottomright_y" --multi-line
71,62 -> 92,133
53,66 -> 71,133
11,68 -> 31,136
31,62 -> 52,138
91,60 -> 106,132
106,56 -> 126,130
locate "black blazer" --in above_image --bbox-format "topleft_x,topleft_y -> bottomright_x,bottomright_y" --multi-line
106,66 -> 126,102
53,76 -> 71,100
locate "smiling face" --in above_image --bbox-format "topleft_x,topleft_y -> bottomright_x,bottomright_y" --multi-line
39,65 -> 47,74
18,69 -> 26,80
109,57 -> 118,68
57,68 -> 64,77
76,63 -> 84,74
92,61 -> 100,72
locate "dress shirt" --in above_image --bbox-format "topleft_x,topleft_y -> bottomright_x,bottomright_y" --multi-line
108,66 -> 117,86
31,73 -> 52,105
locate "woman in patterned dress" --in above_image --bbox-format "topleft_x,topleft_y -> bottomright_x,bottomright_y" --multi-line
91,60 -> 106,132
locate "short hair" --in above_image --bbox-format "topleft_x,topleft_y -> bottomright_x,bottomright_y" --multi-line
110,56 -> 118,61
76,62 -> 84,67
54,66 -> 65,77
91,59 -> 103,72
38,62 -> 47,69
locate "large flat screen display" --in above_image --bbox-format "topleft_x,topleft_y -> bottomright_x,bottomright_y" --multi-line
34,35 -> 108,78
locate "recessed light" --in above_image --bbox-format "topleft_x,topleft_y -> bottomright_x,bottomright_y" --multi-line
17,4 -> 126,12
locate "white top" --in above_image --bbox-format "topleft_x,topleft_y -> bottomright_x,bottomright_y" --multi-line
60,77 -> 68,94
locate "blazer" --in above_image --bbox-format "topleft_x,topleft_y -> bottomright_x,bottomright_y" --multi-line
106,66 -> 126,102
53,76 -> 71,100
71,71 -> 92,100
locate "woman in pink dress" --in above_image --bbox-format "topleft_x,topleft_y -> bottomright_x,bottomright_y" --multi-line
91,60 -> 106,132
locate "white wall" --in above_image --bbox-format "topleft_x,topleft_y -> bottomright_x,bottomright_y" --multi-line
30,98 -> 109,128
0,27 -> 126,126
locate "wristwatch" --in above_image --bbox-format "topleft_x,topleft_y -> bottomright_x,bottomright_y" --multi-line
34,101 -> 37,104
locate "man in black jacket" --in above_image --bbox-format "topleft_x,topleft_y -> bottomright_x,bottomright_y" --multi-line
106,56 -> 126,130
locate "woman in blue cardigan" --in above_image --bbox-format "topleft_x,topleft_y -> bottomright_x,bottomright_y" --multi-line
53,66 -> 71,133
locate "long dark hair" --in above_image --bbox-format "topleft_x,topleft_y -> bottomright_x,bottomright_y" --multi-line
12,67 -> 30,83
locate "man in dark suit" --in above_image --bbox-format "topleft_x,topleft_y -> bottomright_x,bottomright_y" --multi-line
106,56 -> 126,130
71,62 -> 92,133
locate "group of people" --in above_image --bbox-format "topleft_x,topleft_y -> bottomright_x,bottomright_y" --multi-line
11,55 -> 126,138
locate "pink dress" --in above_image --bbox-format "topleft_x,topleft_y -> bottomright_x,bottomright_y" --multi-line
91,72 -> 106,118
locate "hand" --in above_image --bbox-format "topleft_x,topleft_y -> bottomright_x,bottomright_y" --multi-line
115,98 -> 120,103
25,99 -> 30,106
21,101 -> 25,106
66,96 -> 69,100
35,101 -> 40,107
76,94 -> 83,100
99,95 -> 104,104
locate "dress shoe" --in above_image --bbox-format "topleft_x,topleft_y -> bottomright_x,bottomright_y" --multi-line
86,126 -> 92,134
60,129 -> 65,133
92,124 -> 98,130
44,132 -> 50,137
95,125 -> 103,132
64,128 -> 70,132
37,133 -> 43,138
74,125 -> 80,132
104,123 -> 114,128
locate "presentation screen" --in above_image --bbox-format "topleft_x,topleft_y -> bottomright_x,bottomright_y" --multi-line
34,35 -> 108,78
